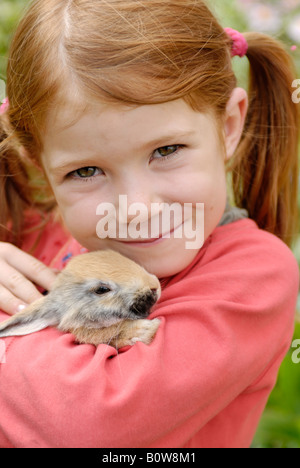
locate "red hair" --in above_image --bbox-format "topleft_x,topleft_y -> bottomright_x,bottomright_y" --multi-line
0,0 -> 299,246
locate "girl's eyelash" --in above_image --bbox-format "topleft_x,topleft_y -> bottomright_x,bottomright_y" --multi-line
67,167 -> 102,182
66,145 -> 185,181
151,145 -> 185,163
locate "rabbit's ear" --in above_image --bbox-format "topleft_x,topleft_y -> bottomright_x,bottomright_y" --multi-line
0,297 -> 58,338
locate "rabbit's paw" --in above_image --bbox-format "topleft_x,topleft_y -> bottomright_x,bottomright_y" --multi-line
129,318 -> 160,345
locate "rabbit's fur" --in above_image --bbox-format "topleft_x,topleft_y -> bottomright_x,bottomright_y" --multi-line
0,250 -> 161,349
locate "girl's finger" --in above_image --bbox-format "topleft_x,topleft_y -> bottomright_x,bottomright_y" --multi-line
0,262 -> 43,308
0,285 -> 29,316
0,243 -> 58,291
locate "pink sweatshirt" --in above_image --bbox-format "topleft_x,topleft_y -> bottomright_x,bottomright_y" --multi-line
0,213 -> 298,448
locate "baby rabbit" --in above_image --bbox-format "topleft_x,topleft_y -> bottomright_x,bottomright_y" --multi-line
0,250 -> 161,349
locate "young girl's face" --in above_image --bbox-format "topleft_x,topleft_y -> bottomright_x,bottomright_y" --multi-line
41,98 -> 230,278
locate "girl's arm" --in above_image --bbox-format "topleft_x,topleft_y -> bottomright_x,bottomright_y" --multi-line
0,224 -> 298,448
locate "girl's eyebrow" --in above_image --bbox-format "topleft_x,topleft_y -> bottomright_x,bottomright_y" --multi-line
48,158 -> 102,174
48,130 -> 195,173
140,130 -> 195,150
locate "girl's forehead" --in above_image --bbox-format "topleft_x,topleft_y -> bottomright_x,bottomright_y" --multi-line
41,98 -> 213,160
45,97 -> 205,135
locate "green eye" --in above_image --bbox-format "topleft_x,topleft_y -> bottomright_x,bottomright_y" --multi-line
157,146 -> 179,157
75,167 -> 98,178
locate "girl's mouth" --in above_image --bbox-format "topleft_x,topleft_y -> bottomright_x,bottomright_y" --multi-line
115,223 -> 184,248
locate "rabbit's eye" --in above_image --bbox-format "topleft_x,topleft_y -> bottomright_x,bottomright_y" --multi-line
93,285 -> 111,295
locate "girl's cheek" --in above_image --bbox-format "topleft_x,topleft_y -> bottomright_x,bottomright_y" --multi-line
58,197 -> 99,235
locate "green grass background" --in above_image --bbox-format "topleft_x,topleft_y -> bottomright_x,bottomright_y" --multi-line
0,0 -> 300,448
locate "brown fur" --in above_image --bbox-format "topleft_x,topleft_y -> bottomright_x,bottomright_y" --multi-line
70,318 -> 160,348
0,250 -> 161,349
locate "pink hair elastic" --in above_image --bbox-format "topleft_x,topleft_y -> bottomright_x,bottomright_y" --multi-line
0,97 -> 9,115
224,28 -> 248,58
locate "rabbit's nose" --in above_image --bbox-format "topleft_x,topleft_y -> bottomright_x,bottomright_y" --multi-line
129,289 -> 159,317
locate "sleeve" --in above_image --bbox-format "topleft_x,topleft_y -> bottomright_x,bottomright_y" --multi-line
0,228 -> 298,448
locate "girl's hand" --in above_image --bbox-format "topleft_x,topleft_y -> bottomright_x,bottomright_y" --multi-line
0,242 -> 59,316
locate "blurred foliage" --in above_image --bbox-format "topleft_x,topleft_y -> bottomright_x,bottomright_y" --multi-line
0,0 -> 300,448
0,0 -> 27,81
252,322 -> 300,448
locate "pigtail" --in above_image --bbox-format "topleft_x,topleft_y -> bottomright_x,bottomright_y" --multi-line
0,114 -> 56,247
0,115 -> 29,245
229,33 -> 299,247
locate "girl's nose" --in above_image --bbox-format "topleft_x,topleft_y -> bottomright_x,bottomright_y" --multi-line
115,177 -> 161,225
117,193 -> 156,226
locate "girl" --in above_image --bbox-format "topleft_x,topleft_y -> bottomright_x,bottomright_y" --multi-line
0,0 -> 299,448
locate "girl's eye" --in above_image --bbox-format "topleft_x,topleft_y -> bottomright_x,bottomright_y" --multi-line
153,145 -> 183,160
70,167 -> 101,179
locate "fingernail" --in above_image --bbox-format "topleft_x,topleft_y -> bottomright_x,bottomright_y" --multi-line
17,304 -> 27,312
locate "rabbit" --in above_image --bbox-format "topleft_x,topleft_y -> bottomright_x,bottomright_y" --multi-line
0,250 -> 161,349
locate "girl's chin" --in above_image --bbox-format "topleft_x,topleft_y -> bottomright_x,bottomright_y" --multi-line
111,239 -> 201,278
76,233 -> 203,277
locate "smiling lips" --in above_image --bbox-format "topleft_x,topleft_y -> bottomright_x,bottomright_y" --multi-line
116,223 -> 183,246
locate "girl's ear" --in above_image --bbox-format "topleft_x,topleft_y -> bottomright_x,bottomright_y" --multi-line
0,297 -> 57,338
224,87 -> 248,160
